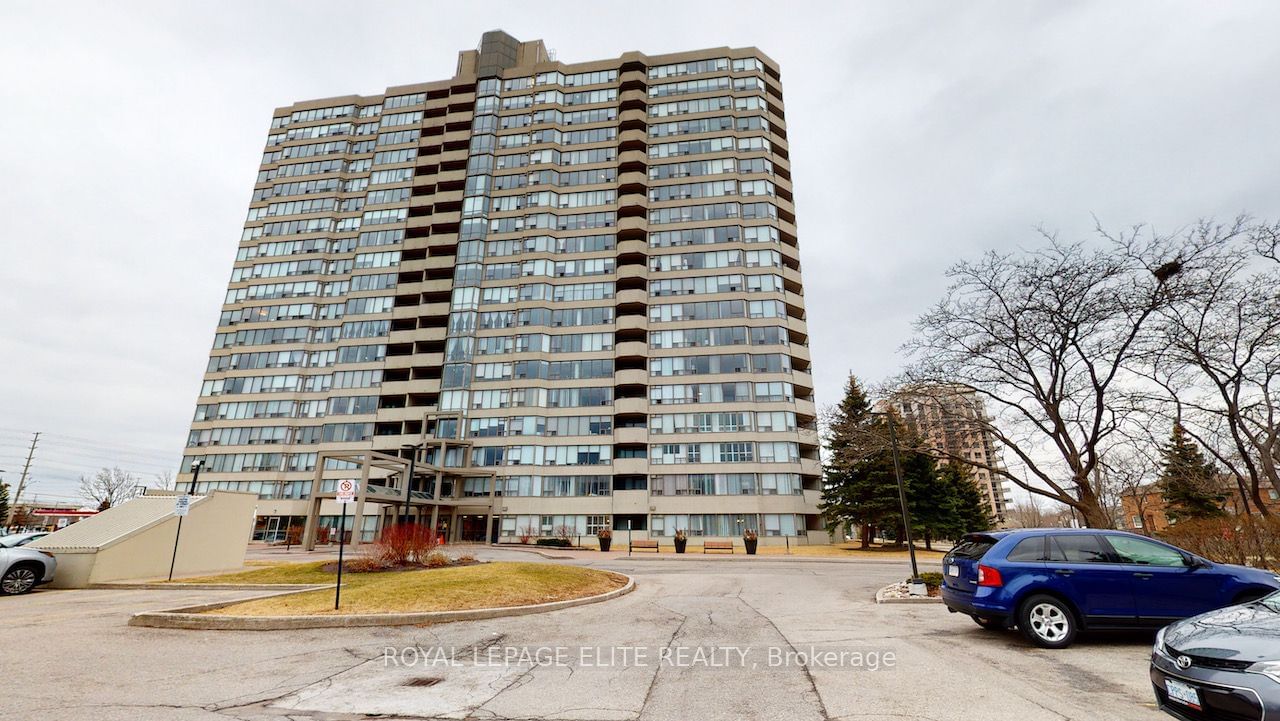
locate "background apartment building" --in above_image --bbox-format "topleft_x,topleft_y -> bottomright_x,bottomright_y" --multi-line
177,31 -> 822,546
884,386 -> 1012,524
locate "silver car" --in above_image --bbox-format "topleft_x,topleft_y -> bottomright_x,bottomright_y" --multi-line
0,539 -> 56,595
0,532 -> 48,548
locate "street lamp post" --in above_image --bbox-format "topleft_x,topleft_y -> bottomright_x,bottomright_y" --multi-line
190,459 -> 205,494
872,412 -> 923,591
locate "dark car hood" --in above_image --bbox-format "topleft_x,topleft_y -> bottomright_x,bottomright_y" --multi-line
1164,600 -> 1280,664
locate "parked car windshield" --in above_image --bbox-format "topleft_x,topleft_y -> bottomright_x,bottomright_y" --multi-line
1105,535 -> 1185,566
0,534 -> 27,548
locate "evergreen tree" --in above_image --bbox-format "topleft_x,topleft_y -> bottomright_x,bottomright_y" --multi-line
1158,424 -> 1226,521
905,454 -> 996,549
939,463 -> 996,537
820,375 -> 902,548
0,482 -> 9,530
899,429 -> 949,550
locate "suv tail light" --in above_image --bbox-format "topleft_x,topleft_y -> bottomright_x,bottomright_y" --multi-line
977,565 -> 1003,587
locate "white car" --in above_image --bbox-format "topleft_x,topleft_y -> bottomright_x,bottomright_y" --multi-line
0,532 -> 48,548
0,541 -> 57,595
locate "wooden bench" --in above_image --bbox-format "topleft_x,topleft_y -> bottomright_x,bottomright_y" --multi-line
631,539 -> 660,553
703,541 -> 734,554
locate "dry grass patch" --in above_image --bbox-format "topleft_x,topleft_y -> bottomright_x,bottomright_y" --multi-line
206,562 -> 627,616
174,561 -> 333,585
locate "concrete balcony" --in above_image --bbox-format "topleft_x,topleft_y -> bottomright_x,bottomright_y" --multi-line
794,397 -> 816,418
611,457 -> 649,476
618,150 -> 648,166
613,397 -> 648,415
616,288 -> 647,305
614,426 -> 649,444
617,238 -> 648,255
616,266 -> 647,283
614,369 -> 648,386
618,171 -> 648,188
615,340 -> 648,358
615,315 -> 648,333
619,88 -> 647,105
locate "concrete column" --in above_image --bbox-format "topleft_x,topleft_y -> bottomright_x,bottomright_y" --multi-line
429,470 -> 443,536
351,456 -> 372,549
483,471 -> 497,545
301,455 -> 326,550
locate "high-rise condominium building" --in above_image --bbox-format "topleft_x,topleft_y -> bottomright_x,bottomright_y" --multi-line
884,386 -> 1013,524
177,31 -> 821,548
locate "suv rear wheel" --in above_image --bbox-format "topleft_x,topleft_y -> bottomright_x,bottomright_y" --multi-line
1,563 -> 41,595
1018,594 -> 1077,649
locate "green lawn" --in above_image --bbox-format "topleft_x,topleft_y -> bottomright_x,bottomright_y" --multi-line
203,561 -> 627,616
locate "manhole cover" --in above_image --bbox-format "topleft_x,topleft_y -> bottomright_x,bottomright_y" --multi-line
402,677 -> 443,687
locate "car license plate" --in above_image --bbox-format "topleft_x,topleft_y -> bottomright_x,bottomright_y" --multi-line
1165,679 -> 1201,710
947,565 -> 959,577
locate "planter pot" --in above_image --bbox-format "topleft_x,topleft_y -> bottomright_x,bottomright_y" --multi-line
598,537 -> 612,552
674,539 -> 687,554
744,538 -> 758,555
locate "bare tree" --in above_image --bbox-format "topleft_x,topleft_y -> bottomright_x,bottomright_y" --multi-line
902,220 -> 1238,528
79,467 -> 142,510
152,470 -> 176,491
1005,498 -> 1048,528
1147,226 -> 1280,515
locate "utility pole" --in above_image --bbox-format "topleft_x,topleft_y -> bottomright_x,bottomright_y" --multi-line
8,432 -> 39,526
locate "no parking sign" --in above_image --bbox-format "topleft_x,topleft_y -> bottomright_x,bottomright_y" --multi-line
336,479 -> 356,504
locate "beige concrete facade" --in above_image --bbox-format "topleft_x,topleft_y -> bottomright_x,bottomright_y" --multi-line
179,31 -> 823,546
31,491 -> 258,587
885,387 -> 1013,524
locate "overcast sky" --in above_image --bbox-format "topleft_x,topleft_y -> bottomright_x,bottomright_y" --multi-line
2,0 -> 1278,504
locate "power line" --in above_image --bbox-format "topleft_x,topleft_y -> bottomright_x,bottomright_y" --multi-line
0,428 -> 179,461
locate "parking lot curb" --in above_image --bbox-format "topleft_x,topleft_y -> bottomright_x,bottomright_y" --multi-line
875,584 -> 944,604
127,574 -> 635,630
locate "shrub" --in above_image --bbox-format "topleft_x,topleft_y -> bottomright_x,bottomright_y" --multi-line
597,527 -> 612,540
742,529 -> 758,541
536,538 -> 572,547
674,529 -> 687,542
375,523 -> 439,566
423,551 -> 450,569
1158,515 -> 1280,571
918,572 -> 944,591
554,523 -> 575,544
344,554 -> 391,573
518,525 -> 536,545
454,553 -> 478,564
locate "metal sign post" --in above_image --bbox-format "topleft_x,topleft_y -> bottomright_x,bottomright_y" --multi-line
335,479 -> 356,610
167,494 -> 191,581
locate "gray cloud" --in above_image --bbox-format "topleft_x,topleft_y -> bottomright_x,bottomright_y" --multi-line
2,0 -> 1278,502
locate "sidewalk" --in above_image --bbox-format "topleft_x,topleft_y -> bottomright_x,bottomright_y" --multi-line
495,544 -> 944,566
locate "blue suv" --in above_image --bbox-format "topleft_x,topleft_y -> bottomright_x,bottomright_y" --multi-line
941,528 -> 1280,649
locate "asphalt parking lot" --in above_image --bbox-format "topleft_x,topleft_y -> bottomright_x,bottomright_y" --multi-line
0,549 -> 1165,721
